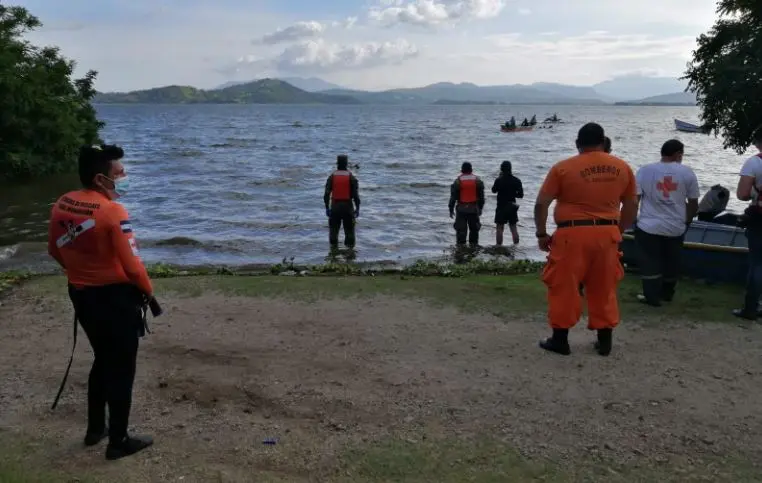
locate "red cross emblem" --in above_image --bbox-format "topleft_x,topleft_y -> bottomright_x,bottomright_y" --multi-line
657,176 -> 678,198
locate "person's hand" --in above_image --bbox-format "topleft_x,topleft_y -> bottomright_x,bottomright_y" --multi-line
537,234 -> 552,252
354,208 -> 360,218
326,208 -> 331,217
449,211 -> 454,219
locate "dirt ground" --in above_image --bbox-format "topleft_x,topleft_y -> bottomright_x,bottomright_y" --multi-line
2,277 -> 762,482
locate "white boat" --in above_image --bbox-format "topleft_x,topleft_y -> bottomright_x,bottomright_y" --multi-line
674,119 -> 707,134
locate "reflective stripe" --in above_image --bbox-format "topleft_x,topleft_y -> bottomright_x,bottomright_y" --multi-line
641,274 -> 662,280
56,219 -> 96,248
459,174 -> 476,181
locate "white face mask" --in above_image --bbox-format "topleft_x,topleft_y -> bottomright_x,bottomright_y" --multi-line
101,175 -> 130,199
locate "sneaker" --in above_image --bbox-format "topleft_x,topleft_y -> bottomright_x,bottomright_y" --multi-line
106,435 -> 154,461
636,294 -> 661,307
732,309 -> 757,321
84,427 -> 108,447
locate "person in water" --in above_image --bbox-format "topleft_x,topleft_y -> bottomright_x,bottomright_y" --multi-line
47,144 -> 155,460
521,118 -> 530,127
492,161 -> 524,245
324,154 -> 361,248
449,162 -> 486,246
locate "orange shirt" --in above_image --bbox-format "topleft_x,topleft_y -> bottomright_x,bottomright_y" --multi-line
538,151 -> 637,223
47,190 -> 153,296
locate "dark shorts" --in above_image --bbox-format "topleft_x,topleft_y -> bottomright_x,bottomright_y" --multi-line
495,205 -> 518,226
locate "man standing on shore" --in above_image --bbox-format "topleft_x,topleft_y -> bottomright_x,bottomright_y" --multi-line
634,140 -> 699,306
733,130 -> 762,320
491,161 -> 524,245
324,154 -> 360,249
534,123 -> 638,356
449,162 -> 486,246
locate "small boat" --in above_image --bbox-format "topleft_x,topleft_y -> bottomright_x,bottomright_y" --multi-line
500,125 -> 533,132
674,119 -> 707,134
620,218 -> 748,285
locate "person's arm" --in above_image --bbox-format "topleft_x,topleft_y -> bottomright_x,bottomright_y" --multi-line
324,175 -> 333,209
449,179 -> 459,214
516,178 -> 524,199
686,171 -> 700,223
738,157 -> 757,201
491,177 -> 500,194
110,204 -> 153,297
477,178 -> 485,212
635,167 -> 644,204
47,215 -> 65,269
534,167 -> 559,236
351,174 -> 360,208
620,167 -> 639,232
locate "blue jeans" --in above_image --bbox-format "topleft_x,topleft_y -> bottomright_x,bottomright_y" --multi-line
744,225 -> 762,313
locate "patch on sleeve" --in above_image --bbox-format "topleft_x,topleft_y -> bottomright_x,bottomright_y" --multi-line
120,220 -> 133,234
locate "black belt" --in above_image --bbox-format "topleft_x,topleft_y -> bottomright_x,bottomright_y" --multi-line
556,219 -> 618,228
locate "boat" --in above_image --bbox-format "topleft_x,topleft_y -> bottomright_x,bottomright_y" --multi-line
620,218 -> 748,285
674,119 -> 708,134
500,125 -> 533,132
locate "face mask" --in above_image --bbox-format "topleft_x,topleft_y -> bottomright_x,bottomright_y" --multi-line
114,176 -> 130,197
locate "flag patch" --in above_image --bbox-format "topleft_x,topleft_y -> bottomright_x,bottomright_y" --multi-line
120,220 -> 133,234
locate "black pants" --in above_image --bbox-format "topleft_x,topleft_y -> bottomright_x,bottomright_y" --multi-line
68,284 -> 144,444
454,212 -> 480,245
634,228 -> 684,304
329,202 -> 355,247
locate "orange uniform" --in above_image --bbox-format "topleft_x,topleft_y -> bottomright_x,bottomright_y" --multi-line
539,151 -> 636,330
47,190 -> 153,296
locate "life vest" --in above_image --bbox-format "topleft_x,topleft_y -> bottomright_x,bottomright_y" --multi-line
458,174 -> 478,203
332,170 -> 351,201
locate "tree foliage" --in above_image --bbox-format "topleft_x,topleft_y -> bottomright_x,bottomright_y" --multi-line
684,0 -> 762,154
0,4 -> 103,181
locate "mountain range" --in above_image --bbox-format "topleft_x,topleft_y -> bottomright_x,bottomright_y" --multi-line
93,75 -> 696,106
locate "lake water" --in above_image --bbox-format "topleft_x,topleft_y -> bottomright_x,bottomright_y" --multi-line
0,104 -> 752,272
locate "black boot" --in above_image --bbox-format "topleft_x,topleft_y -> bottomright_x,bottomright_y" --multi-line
106,434 -> 154,461
594,329 -> 613,356
84,426 -> 108,447
539,329 -> 571,355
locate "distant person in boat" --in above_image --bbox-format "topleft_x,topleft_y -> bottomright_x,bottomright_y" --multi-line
732,129 -> 762,320
507,117 -> 516,129
697,185 -> 730,222
521,118 -> 530,127
530,115 -> 537,126
634,139 -> 699,307
534,123 -> 638,356
324,154 -> 360,249
449,162 -> 485,246
492,161 -> 524,245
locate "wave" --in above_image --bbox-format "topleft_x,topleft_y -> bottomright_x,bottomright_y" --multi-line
0,244 -> 19,261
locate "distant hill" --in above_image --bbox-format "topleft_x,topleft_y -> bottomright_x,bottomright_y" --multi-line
94,79 -> 360,105
531,82 -> 613,102
593,75 -> 688,101
615,91 -> 697,106
215,76 -> 345,92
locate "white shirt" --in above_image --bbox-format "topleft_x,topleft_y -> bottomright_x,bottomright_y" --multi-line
636,161 -> 700,237
740,154 -> 762,204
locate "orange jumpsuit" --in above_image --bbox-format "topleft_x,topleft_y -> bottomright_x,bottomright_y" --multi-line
48,189 -> 153,295
538,151 -> 636,330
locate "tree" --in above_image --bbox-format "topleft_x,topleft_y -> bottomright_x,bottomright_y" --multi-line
0,4 -> 104,181
684,0 -> 762,154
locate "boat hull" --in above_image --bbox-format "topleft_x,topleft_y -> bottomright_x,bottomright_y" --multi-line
500,126 -> 533,132
620,220 -> 748,285
674,119 -> 706,134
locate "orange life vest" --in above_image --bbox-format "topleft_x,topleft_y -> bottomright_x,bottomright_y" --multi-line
332,170 -> 351,201
458,174 -> 478,203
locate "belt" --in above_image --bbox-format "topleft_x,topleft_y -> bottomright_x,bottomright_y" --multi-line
556,219 -> 618,228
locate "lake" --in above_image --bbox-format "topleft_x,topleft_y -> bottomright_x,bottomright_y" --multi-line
0,104 -> 750,272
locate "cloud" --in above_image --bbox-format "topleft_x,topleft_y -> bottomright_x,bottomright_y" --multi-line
272,38 -> 420,74
332,16 -> 358,29
369,0 -> 505,27
517,8 -> 531,15
255,21 -> 325,45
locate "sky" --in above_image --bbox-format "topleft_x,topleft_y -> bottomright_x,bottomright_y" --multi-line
12,0 -> 721,92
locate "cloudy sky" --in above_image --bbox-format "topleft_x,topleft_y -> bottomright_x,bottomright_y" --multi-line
14,0 -> 719,92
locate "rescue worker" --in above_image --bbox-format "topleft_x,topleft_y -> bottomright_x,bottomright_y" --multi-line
449,162 -> 485,246
491,161 -> 524,245
324,154 -> 360,248
47,144 -> 154,460
534,123 -> 638,356
733,129 -> 762,320
634,139 -> 699,306
697,185 -> 730,222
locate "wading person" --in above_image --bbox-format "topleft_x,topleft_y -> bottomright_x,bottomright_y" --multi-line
491,161 -> 524,245
324,154 -> 360,249
634,140 -> 699,306
47,144 -> 154,460
449,162 -> 485,246
733,130 -> 762,320
534,123 -> 638,356
697,185 -> 730,222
